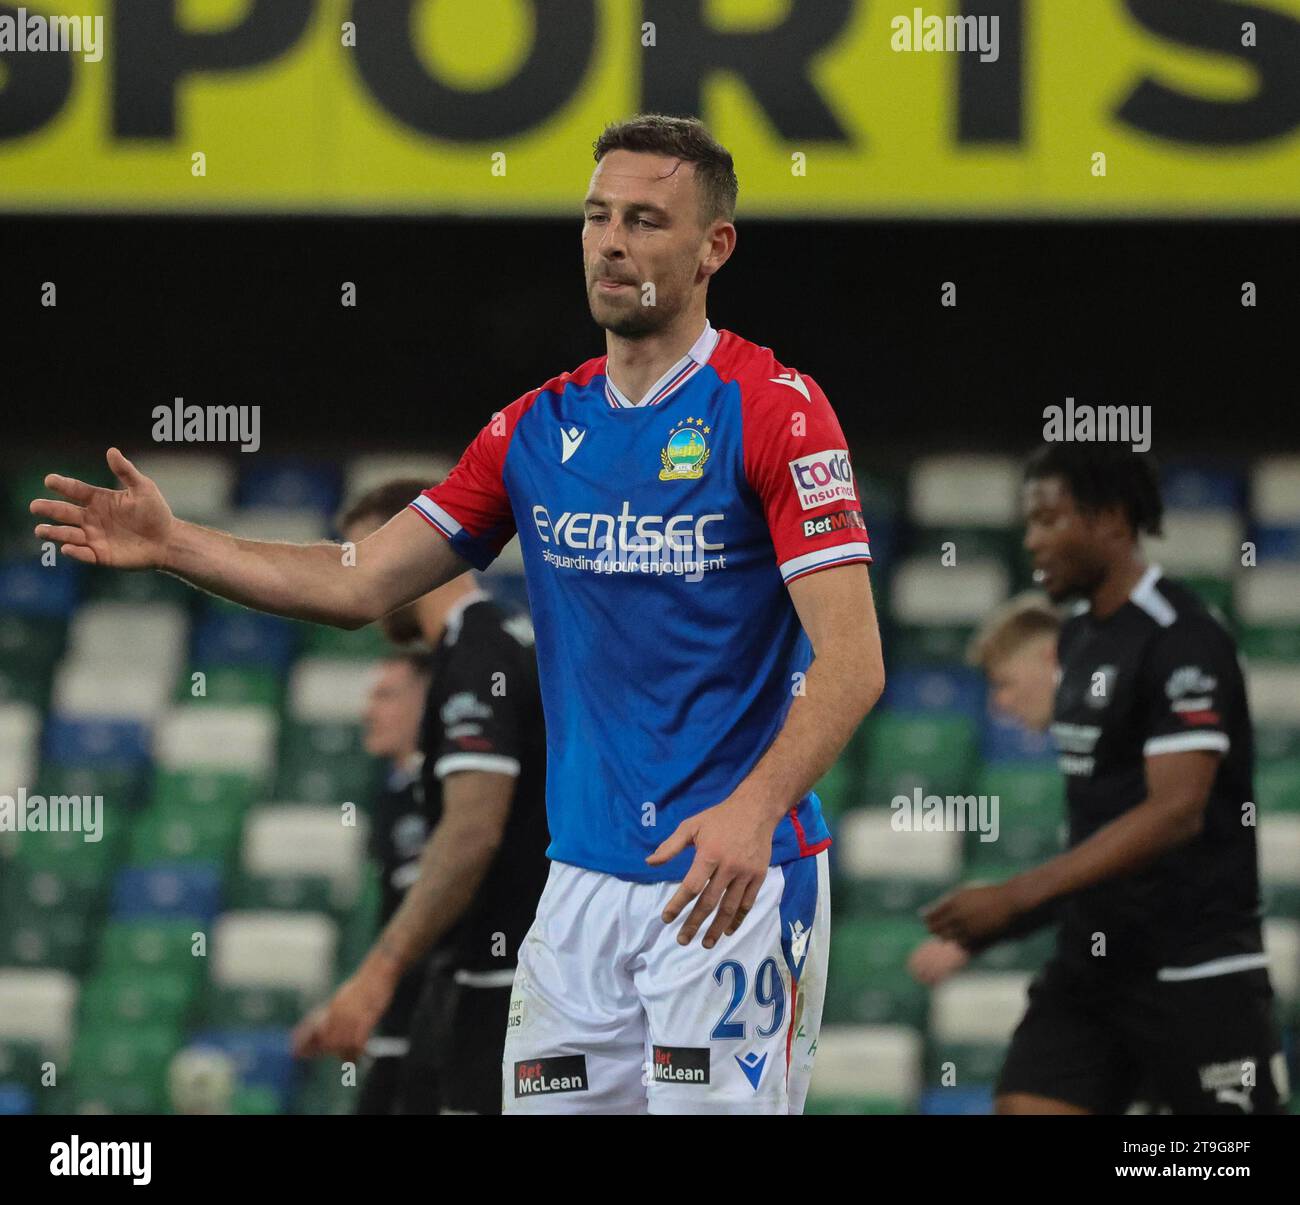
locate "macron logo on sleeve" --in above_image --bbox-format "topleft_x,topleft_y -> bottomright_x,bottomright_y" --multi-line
789,449 -> 857,511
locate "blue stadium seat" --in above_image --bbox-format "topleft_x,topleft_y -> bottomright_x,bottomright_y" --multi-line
42,716 -> 152,766
981,711 -> 1054,764
191,609 -> 300,671
1161,463 -> 1245,512
1253,526 -> 1300,563
881,666 -> 985,719
111,863 -> 223,925
0,558 -> 83,617
188,1028 -> 297,1108
0,1084 -> 34,1115
919,1086 -> 994,1115
238,461 -> 341,516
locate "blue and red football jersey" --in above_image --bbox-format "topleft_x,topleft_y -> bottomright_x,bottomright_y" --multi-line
409,324 -> 871,882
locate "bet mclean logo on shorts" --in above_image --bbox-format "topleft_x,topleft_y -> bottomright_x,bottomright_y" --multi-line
515,1055 -> 588,1096
652,1045 -> 711,1084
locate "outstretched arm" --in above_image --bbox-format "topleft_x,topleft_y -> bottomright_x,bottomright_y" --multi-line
31,447 -> 465,629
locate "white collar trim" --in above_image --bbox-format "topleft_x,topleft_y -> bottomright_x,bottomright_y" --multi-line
605,321 -> 719,408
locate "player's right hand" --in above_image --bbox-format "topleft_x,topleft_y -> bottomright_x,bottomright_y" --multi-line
30,447 -> 175,570
907,937 -> 970,987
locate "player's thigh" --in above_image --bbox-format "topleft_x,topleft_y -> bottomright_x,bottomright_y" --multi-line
502,862 -> 647,1115
638,852 -> 829,1116
1124,968 -> 1288,1116
995,958 -> 1135,1115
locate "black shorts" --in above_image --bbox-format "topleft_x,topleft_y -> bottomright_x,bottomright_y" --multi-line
357,964 -> 513,1115
997,956 -> 1286,1115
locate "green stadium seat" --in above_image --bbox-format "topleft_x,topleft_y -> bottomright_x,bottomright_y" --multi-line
150,768 -> 264,814
127,805 -> 243,866
302,622 -> 391,659
862,712 -> 978,798
98,919 -> 208,984
1257,726 -> 1300,762
78,971 -> 196,1029
1242,626 -> 1300,663
926,1040 -> 1008,1088
0,663 -> 51,709
86,569 -> 195,607
276,720 -> 378,803
38,762 -> 151,815
0,1039 -> 47,1090
70,1024 -> 182,1114
203,983 -> 304,1028
232,1084 -> 284,1115
177,665 -> 283,709
814,757 -> 858,821
1257,761 -> 1300,814
0,900 -> 99,973
890,623 -> 976,666
296,1057 -> 359,1115
824,917 -> 930,1027
231,872 -> 342,915
1182,574 -> 1235,622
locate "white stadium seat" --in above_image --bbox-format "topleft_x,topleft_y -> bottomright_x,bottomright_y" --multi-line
0,968 -> 79,1058
1258,816 -> 1300,889
131,453 -> 234,523
929,972 -> 1034,1044
808,1024 -> 923,1109
834,807 -> 963,882
51,660 -> 174,723
240,804 -> 368,907
343,453 -> 454,507
909,454 -> 1019,527
0,702 -> 41,793
1147,511 -> 1244,576
1246,665 -> 1300,727
288,658 -> 378,724
1263,919 -> 1299,1010
66,602 -> 188,679
211,912 -> 338,1000
1236,566 -> 1300,625
1252,457 -> 1300,526
153,705 -> 278,777
891,557 -> 1009,626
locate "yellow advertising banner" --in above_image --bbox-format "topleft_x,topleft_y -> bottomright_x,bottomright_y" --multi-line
0,0 -> 1297,215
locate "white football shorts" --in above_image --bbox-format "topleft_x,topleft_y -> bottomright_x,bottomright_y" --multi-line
502,850 -> 829,1114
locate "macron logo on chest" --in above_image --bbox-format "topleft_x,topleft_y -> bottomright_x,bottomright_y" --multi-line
560,424 -> 587,464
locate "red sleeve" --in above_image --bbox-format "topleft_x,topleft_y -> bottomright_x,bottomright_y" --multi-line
741,372 -> 872,585
408,393 -> 533,570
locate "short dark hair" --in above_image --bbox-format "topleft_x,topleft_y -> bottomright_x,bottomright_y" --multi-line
336,477 -> 434,534
1024,444 -> 1164,538
593,114 -> 738,226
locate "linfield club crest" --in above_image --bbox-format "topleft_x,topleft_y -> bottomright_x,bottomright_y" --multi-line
659,416 -> 711,480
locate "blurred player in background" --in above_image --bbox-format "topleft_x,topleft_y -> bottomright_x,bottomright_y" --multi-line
909,593 -> 1061,987
922,445 -> 1286,1115
293,481 -> 550,1115
31,114 -> 885,1114
348,651 -> 435,1113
